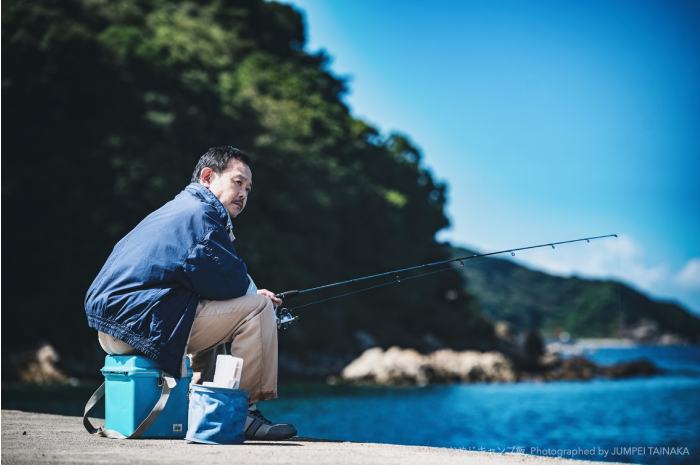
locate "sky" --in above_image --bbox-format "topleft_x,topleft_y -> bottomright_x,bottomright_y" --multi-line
283,0 -> 700,313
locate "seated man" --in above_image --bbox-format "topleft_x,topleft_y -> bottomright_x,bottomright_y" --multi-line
85,146 -> 296,440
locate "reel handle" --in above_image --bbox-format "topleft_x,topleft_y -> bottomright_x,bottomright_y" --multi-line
275,289 -> 300,300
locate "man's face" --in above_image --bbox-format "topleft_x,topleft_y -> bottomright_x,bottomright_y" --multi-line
199,158 -> 253,218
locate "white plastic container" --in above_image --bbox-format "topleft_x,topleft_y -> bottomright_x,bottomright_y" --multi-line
211,355 -> 243,389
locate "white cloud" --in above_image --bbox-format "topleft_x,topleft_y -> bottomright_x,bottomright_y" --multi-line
676,258 -> 700,289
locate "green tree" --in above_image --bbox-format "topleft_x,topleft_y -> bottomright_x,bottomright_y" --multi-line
2,0 -> 493,375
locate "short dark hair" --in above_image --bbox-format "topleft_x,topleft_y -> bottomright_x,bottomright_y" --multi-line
191,146 -> 252,183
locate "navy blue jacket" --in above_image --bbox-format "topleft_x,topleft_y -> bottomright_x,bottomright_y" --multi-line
85,183 -> 250,376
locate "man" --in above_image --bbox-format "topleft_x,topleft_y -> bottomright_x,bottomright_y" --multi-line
85,146 -> 296,440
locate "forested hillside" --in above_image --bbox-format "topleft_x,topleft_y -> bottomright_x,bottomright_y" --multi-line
450,246 -> 700,341
2,0 -> 494,373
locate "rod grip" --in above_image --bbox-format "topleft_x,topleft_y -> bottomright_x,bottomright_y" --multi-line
275,290 -> 300,300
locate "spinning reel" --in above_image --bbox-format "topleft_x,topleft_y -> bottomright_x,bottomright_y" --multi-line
275,307 -> 299,330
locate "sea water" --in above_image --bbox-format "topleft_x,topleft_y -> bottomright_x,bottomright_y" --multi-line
266,346 -> 700,465
3,346 -> 697,464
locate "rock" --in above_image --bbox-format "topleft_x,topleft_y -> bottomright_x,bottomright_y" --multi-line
427,349 -> 516,383
339,347 -> 662,386
340,347 -> 516,385
602,359 -> 660,378
341,347 -> 428,386
544,356 -> 598,381
542,356 -> 660,381
8,344 -> 76,385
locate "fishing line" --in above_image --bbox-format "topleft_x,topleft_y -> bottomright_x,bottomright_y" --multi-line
274,234 -> 618,329
291,260 -> 468,311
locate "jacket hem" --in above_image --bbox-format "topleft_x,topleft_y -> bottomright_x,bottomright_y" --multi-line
88,314 -> 160,361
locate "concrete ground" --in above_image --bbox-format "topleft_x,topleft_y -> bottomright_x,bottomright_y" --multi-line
1,410 -> 625,465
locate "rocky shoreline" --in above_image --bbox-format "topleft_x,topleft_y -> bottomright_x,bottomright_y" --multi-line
5,341 -> 661,387
336,346 -> 660,386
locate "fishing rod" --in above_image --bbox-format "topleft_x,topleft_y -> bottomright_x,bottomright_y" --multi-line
274,233 -> 618,329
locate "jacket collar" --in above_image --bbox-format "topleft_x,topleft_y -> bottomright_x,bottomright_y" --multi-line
184,183 -> 231,227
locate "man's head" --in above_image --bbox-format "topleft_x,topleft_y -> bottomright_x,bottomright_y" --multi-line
191,146 -> 253,218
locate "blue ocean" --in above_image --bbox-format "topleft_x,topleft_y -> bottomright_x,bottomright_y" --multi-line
265,346 -> 700,465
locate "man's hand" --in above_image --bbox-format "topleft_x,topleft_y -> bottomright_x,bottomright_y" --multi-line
257,289 -> 283,307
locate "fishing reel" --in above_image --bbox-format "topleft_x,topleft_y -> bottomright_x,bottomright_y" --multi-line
275,307 -> 298,330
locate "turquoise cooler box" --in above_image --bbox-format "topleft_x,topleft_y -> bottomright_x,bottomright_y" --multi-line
101,355 -> 192,438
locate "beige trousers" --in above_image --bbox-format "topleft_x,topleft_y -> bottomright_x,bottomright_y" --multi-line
98,294 -> 278,404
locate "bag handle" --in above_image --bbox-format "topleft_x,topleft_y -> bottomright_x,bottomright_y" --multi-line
83,375 -> 177,439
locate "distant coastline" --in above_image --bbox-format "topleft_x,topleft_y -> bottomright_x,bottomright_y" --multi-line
546,337 -> 693,358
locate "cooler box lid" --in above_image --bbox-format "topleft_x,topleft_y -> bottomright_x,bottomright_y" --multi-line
101,355 -> 191,376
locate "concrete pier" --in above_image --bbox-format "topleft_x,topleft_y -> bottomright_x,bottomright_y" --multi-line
1,410 -> 625,465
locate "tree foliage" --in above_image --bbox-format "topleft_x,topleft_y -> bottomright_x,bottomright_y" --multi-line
2,0 -> 493,370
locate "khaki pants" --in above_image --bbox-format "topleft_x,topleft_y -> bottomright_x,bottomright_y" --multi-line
98,294 -> 278,404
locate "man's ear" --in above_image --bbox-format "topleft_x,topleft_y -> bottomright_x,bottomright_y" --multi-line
199,167 -> 215,186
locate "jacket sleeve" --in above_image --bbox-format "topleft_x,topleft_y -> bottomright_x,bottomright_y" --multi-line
183,227 -> 250,300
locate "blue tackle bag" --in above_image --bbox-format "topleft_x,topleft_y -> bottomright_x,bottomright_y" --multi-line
186,384 -> 249,444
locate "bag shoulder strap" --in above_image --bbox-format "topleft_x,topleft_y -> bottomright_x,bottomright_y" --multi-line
83,375 -> 177,439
